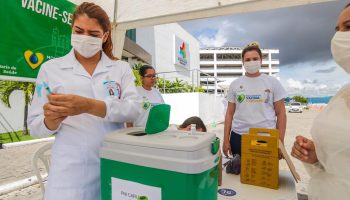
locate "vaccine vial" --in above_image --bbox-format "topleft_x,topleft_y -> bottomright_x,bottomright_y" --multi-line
190,124 -> 196,135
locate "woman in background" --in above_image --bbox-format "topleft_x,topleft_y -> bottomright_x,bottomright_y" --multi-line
128,65 -> 165,127
223,42 -> 287,158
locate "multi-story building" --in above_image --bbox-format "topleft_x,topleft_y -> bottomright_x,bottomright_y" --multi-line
136,23 -> 200,88
199,47 -> 280,95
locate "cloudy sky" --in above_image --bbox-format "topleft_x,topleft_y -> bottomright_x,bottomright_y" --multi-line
180,0 -> 350,97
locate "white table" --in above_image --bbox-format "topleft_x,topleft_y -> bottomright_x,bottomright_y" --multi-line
218,170 -> 297,200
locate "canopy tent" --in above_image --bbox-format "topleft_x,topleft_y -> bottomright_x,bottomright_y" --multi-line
69,0 -> 333,58
0,0 -> 333,81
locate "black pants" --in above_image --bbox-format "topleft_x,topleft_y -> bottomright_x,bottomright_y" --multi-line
229,131 -> 242,156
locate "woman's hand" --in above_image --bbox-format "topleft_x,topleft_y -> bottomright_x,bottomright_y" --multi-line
43,103 -> 67,130
291,135 -> 318,164
223,139 -> 232,157
278,149 -> 284,160
47,94 -> 91,116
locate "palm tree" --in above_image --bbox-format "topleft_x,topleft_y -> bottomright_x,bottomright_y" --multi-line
171,78 -> 185,93
0,80 -> 35,135
132,63 -> 144,86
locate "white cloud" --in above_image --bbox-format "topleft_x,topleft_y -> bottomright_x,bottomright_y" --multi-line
279,58 -> 350,97
286,78 -> 328,91
198,32 -> 227,47
287,79 -> 304,90
285,78 -> 344,97
197,20 -> 245,47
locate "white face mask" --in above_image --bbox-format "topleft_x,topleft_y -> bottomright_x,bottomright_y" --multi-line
71,34 -> 103,58
331,31 -> 350,74
244,60 -> 261,74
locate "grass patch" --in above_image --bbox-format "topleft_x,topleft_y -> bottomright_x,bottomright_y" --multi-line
0,131 -> 35,144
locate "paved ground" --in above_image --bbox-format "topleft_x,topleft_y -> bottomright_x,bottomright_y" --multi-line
0,142 -> 49,186
0,142 -> 49,200
0,184 -> 42,200
0,110 -> 320,199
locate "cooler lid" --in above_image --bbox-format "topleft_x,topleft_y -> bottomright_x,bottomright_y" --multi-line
103,127 -> 216,152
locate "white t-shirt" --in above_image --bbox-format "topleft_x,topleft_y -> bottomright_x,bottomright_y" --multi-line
134,86 -> 165,127
226,74 -> 287,135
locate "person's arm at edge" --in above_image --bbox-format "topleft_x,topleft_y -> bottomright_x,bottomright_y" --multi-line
223,102 -> 236,157
274,99 -> 286,144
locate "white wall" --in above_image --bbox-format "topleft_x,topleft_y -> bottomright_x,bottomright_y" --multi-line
136,26 -> 156,65
198,93 -> 225,126
137,23 -> 200,85
162,93 -> 224,125
0,90 -> 25,134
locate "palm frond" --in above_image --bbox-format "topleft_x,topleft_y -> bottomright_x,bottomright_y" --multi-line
0,81 -> 35,108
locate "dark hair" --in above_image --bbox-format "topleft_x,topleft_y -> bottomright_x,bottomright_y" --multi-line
179,116 -> 207,132
139,65 -> 154,77
345,3 -> 350,9
72,2 -> 117,60
241,43 -> 262,61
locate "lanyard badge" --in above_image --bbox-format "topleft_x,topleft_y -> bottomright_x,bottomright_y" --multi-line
103,80 -> 121,99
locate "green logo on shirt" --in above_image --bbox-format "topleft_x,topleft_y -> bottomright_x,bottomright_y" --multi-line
142,97 -> 151,110
237,94 -> 245,103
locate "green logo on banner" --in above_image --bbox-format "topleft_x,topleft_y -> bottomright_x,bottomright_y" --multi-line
0,0 -> 76,80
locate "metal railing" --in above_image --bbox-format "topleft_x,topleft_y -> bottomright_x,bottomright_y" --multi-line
155,69 -> 221,95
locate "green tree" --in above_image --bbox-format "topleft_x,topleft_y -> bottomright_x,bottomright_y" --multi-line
156,77 -> 172,93
0,81 -> 35,135
194,85 -> 205,92
171,78 -> 185,93
132,63 -> 143,86
156,77 -> 205,94
292,95 -> 308,104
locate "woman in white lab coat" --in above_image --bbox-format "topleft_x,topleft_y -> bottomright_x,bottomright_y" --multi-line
291,3 -> 350,200
28,2 -> 140,200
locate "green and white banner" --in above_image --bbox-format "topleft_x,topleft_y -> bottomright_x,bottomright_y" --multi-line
0,0 -> 76,81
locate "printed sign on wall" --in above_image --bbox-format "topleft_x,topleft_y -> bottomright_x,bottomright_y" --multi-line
174,35 -> 190,69
0,0 -> 76,80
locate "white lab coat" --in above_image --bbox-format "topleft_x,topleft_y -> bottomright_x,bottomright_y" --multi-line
28,50 -> 141,200
305,83 -> 350,200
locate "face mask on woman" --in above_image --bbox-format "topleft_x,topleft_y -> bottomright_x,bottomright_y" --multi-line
331,31 -> 350,74
244,60 -> 261,74
71,34 -> 103,58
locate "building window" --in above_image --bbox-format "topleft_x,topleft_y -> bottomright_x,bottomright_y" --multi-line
216,65 -> 242,70
126,29 -> 136,42
216,53 -> 241,61
200,53 -> 214,61
262,53 -> 269,60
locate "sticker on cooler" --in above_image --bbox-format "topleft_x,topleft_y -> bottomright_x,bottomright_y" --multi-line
112,177 -> 161,200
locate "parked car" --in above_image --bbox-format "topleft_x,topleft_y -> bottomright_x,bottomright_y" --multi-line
288,102 -> 303,113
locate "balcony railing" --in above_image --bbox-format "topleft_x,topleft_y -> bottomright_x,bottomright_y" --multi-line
156,69 -> 221,95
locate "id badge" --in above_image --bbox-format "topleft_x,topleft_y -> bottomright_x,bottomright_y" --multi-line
103,80 -> 121,99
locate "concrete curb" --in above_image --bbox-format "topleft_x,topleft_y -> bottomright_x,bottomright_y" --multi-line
0,174 -> 47,196
2,137 -> 54,149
